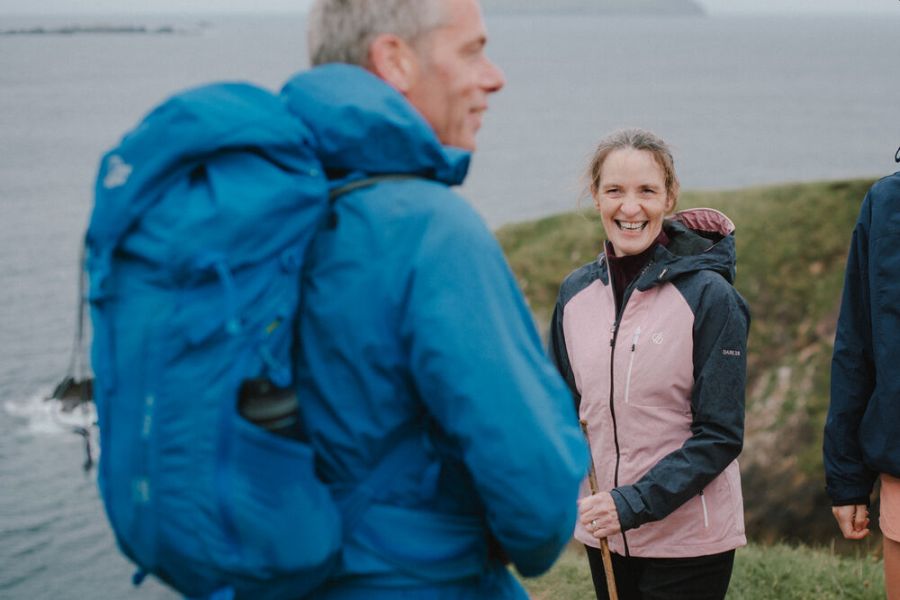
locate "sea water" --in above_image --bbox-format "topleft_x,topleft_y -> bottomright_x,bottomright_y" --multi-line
1,12 -> 898,598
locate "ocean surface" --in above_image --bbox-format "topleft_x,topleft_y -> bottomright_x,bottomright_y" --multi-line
1,12 -> 899,598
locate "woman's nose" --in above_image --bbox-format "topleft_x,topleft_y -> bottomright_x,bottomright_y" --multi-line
619,199 -> 642,217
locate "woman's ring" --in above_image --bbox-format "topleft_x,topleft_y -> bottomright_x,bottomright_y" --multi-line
591,519 -> 597,528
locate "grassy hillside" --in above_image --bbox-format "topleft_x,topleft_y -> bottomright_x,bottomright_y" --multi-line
520,542 -> 884,599
496,178 -> 879,545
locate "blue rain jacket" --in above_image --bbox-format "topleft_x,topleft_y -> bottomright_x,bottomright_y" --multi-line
825,171 -> 900,505
284,66 -> 588,595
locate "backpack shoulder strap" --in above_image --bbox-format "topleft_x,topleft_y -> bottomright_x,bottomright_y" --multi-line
328,174 -> 422,202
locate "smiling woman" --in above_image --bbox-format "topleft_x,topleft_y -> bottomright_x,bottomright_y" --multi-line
550,129 -> 751,600
589,136 -> 678,258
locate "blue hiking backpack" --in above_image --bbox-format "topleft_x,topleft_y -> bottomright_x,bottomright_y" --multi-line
86,81 -> 407,598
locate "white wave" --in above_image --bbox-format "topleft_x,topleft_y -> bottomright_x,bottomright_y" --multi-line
3,390 -> 97,436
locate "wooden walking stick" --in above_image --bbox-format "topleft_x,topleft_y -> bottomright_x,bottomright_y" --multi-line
580,419 -> 619,600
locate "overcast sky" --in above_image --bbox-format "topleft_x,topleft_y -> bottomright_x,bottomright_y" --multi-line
0,0 -> 897,15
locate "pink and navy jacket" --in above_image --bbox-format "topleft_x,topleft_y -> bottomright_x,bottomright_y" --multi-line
550,208 -> 750,558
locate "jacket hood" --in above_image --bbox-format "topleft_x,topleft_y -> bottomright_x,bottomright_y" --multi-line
649,207 -> 738,285
281,64 -> 470,186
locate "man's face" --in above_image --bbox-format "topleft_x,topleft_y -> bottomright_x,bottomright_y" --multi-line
404,0 -> 505,151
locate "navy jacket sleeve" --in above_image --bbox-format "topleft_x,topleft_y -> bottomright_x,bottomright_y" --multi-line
613,276 -> 749,530
824,192 -> 878,505
403,197 -> 588,577
549,296 -> 581,411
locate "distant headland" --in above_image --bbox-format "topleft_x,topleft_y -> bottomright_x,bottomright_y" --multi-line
0,24 -> 203,36
481,0 -> 705,15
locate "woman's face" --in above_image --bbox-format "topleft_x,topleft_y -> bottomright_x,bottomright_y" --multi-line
594,148 -> 674,257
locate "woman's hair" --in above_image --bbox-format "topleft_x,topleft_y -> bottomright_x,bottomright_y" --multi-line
586,128 -> 680,209
307,0 -> 448,68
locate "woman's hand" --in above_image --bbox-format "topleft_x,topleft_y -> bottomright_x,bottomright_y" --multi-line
578,491 -> 621,539
832,504 -> 870,540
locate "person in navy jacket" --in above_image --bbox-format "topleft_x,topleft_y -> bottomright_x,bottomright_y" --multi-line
825,169 -> 900,599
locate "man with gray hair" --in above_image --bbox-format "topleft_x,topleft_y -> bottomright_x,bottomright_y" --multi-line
307,0 -> 499,152
293,0 -> 588,597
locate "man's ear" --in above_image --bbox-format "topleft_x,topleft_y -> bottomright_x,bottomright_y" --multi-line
368,33 -> 419,93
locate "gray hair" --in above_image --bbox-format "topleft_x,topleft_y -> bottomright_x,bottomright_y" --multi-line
587,128 -> 680,207
307,0 -> 448,67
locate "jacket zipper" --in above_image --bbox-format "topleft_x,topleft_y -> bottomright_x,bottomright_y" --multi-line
608,260 -> 653,557
607,320 -> 629,556
623,327 -> 641,404
700,490 -> 709,528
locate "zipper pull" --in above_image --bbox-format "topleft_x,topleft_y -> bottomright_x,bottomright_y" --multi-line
631,327 -> 641,352
609,323 -> 618,347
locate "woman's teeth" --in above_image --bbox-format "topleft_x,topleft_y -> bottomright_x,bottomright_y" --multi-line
617,221 -> 647,231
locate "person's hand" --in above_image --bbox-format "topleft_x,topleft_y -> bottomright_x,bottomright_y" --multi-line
832,504 -> 870,540
579,492 -> 621,539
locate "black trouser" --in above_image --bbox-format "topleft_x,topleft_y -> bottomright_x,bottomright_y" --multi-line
585,545 -> 735,600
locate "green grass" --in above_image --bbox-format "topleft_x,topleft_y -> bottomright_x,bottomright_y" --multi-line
519,544 -> 594,599
727,543 -> 884,600
519,542 -> 885,599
